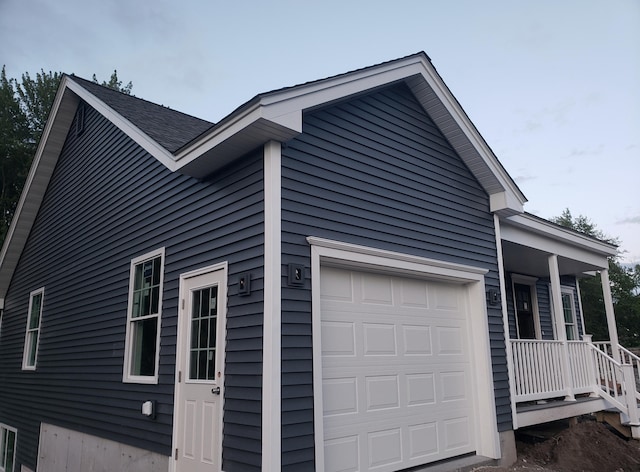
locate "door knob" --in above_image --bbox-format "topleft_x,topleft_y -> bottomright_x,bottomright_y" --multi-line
211,386 -> 221,395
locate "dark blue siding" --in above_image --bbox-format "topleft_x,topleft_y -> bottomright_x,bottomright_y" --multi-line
280,83 -> 508,470
0,105 -> 263,471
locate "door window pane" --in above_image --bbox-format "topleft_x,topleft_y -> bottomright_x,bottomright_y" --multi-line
189,286 -> 218,381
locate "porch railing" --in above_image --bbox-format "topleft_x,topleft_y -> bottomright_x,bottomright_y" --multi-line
593,342 -> 640,402
510,339 -> 640,425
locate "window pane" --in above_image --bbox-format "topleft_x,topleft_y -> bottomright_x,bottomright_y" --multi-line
562,293 -> 574,323
130,317 -> 158,376
27,331 -> 38,366
6,430 -> 14,472
190,350 -> 198,380
199,319 -> 209,349
566,325 -> 576,341
198,350 -> 207,379
207,349 -> 215,380
1,427 -> 6,467
29,293 -> 42,329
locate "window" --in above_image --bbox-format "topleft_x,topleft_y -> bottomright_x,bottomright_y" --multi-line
561,291 -> 578,341
22,288 -> 44,370
123,248 -> 164,383
0,424 -> 16,472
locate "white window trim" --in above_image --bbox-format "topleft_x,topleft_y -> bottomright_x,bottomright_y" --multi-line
123,248 -> 165,384
511,274 -> 542,339
561,286 -> 578,341
0,423 -> 17,472
22,287 -> 45,370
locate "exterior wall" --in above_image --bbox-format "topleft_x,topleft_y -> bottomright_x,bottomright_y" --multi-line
0,105 -> 264,471
505,274 -> 583,340
280,83 -> 508,470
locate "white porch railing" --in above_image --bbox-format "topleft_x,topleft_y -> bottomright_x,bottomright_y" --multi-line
510,339 -> 640,426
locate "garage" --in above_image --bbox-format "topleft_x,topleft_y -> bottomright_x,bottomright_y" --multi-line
319,265 -> 476,472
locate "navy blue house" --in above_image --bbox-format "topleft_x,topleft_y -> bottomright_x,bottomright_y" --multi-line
0,53 -> 635,472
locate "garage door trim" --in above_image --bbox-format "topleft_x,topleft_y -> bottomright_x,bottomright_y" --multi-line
308,237 -> 501,471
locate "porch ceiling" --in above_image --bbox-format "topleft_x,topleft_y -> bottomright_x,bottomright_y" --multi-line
502,240 -> 605,277
500,213 -> 616,278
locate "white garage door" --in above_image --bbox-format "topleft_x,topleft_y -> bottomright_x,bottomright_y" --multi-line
320,266 -> 476,472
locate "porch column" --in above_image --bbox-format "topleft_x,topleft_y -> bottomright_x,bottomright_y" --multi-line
548,254 -> 575,400
600,268 -> 621,362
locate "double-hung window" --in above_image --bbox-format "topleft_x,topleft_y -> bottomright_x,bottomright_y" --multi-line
22,288 -> 44,370
561,290 -> 578,341
123,248 -> 165,383
0,424 -> 16,472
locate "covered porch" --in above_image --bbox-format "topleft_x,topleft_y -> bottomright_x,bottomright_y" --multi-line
497,213 -> 640,438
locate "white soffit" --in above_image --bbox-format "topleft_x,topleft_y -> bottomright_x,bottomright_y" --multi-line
501,213 -> 617,267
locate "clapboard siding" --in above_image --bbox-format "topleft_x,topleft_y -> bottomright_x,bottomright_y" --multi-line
0,105 -> 264,471
280,83 -> 507,470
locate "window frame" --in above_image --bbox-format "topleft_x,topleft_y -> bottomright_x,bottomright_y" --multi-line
123,248 -> 165,384
22,287 -> 45,370
0,423 -> 17,472
561,287 -> 578,341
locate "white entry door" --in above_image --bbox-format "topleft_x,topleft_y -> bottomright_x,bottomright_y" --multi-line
320,266 -> 475,472
175,268 -> 226,472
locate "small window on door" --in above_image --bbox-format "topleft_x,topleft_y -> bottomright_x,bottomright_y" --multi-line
561,291 -> 578,340
123,248 -> 165,383
514,282 -> 537,339
0,424 -> 16,472
22,288 -> 44,370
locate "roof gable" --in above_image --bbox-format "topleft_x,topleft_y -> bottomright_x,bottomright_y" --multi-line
0,52 -> 529,300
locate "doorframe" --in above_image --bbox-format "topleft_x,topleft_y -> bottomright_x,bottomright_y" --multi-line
307,237 -> 501,471
170,262 -> 228,472
510,274 -> 542,339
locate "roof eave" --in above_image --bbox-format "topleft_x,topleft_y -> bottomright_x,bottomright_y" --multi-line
0,77 -> 79,299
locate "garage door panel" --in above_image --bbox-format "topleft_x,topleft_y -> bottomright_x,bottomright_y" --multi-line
321,267 -> 476,471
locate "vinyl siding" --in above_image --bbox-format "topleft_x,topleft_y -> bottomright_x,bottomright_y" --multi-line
0,105 -> 264,471
280,83 -> 508,470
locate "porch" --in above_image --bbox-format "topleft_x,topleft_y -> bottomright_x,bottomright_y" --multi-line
497,214 -> 638,437
510,339 -> 640,437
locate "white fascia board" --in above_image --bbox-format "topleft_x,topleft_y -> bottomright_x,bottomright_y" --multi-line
413,64 -> 527,213
503,213 -> 617,257
173,57 -> 431,172
65,78 -> 177,171
0,77 -> 79,298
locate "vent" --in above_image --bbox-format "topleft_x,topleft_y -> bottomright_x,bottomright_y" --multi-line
76,104 -> 85,136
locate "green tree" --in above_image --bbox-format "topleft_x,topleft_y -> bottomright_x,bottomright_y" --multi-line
0,68 -> 132,246
551,209 -> 640,346
0,66 -> 32,243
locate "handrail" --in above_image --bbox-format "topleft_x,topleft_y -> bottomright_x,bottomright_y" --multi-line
588,344 -> 628,414
618,345 -> 640,402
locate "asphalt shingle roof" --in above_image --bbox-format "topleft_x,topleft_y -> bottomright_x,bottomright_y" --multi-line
70,76 -> 214,153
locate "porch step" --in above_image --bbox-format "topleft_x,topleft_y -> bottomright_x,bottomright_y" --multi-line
596,410 -> 634,439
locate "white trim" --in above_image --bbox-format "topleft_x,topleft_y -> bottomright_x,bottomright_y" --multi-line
575,281 -> 587,337
560,287 -> 578,341
494,215 -> 518,431
22,287 -> 45,370
309,238 -> 501,468
122,247 -> 165,384
0,422 -> 17,472
262,141 -> 281,472
170,261 -> 228,472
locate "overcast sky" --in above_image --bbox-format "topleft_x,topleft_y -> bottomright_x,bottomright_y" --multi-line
1,0 -> 638,263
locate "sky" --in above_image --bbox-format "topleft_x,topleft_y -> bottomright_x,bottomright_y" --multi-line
1,0 -> 638,263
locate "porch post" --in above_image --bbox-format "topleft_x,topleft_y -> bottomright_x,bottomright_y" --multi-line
548,254 -> 575,400
600,268 -> 621,362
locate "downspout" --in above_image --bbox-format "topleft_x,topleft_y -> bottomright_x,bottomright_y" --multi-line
493,215 -> 519,430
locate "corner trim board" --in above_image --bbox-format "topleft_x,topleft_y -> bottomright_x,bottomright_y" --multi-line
262,141 -> 282,471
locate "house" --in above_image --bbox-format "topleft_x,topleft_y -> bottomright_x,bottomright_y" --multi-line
0,52 -> 637,472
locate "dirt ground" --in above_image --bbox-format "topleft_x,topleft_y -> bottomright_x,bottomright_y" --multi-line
473,417 -> 640,472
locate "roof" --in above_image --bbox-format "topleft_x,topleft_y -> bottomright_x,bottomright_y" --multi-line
69,76 -> 213,153
0,52 -> 534,300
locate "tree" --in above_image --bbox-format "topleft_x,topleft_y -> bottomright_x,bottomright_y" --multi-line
551,209 -> 640,346
0,68 -> 132,246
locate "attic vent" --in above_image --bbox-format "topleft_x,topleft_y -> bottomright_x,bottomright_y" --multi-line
76,104 -> 85,136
